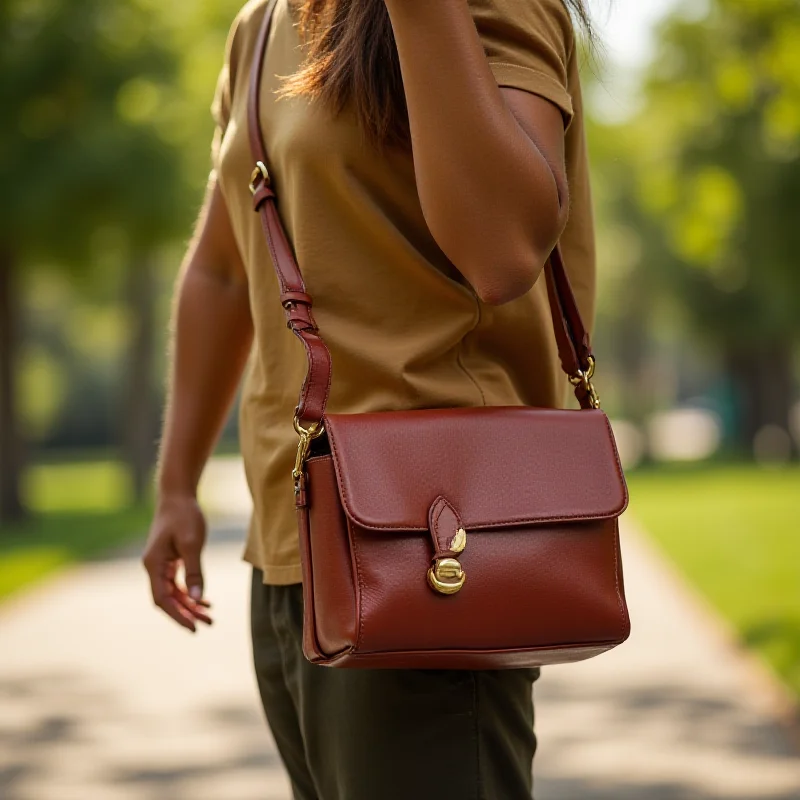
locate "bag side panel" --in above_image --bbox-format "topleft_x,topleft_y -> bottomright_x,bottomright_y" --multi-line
305,456 -> 358,657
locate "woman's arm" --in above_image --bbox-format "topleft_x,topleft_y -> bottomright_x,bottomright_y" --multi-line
383,0 -> 570,305
143,177 -> 253,632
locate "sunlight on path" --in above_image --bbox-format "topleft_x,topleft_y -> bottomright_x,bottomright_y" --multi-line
1,457 -> 798,799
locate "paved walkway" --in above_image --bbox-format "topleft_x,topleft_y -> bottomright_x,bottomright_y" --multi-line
1,458 -> 798,800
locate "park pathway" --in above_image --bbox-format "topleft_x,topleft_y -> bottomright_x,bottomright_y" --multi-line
1,457 -> 798,800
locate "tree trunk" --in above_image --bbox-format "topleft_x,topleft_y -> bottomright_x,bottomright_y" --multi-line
725,340 -> 797,459
122,255 -> 158,504
0,247 -> 26,523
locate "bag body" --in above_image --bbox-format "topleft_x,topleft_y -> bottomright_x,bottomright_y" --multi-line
300,407 -> 629,668
247,0 -> 631,669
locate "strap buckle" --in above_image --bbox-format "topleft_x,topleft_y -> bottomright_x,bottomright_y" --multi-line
249,161 -> 270,195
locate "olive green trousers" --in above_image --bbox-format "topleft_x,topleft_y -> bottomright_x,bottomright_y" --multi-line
250,569 -> 540,800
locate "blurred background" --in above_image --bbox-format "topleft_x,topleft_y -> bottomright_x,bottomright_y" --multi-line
1,0 -> 798,797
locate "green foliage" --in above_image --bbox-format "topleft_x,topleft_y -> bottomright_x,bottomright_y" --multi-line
23,458 -> 133,512
0,0 -> 243,520
0,457 -> 151,600
0,507 -> 151,600
626,0 -> 800,346
629,464 -> 800,698
585,0 -> 800,449
0,0 -> 188,265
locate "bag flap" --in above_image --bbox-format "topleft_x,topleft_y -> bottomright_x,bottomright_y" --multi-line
323,407 -> 628,532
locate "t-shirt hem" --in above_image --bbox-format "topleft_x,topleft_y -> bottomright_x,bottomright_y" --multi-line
242,547 -> 303,585
488,61 -> 575,129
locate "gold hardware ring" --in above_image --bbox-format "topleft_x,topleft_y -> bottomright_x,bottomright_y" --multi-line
293,416 -> 325,440
249,161 -> 270,195
569,356 -> 600,409
568,355 -> 596,382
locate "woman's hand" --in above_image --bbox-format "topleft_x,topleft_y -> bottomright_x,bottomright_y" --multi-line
143,493 -> 213,633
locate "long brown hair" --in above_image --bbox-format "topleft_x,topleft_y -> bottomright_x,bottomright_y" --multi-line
277,0 -> 592,150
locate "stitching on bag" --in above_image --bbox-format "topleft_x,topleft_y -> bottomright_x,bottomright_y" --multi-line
602,412 -> 629,511
432,496 -> 447,551
302,331 -> 332,420
348,516 -> 366,652
611,521 -> 629,639
302,336 -> 317,415
342,642 -> 620,663
320,337 -> 333,411
261,208 -> 286,294
326,412 -> 629,530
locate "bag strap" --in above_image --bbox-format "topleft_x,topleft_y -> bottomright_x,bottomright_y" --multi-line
246,0 -> 598,428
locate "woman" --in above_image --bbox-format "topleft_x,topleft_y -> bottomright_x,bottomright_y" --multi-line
143,0 -> 596,796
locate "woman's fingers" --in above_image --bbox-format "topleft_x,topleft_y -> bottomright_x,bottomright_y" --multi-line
173,587 -> 214,625
144,551 -> 199,632
150,573 -> 198,632
160,596 -> 199,632
144,554 -> 213,630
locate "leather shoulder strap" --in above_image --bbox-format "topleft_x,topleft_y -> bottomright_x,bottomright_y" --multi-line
247,0 -> 333,428
246,0 -> 596,422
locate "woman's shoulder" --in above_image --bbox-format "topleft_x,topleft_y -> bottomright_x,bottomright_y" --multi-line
219,0 -> 277,97
231,0 -> 271,34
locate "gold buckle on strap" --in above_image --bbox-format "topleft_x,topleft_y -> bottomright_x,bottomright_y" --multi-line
249,161 -> 270,195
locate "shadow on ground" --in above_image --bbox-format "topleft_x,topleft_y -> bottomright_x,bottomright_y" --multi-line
536,777 -> 798,800
0,670 -> 281,800
2,667 -> 799,800
540,673 -> 799,761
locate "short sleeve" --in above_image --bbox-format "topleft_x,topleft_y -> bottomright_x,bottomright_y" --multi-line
211,61 -> 233,134
210,63 -> 232,173
469,0 -> 576,127
210,6 -> 249,173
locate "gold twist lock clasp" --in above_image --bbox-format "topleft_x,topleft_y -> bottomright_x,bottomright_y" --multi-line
427,526 -> 467,595
427,558 -> 466,595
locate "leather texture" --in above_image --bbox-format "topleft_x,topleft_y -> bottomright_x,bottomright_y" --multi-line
323,408 -> 627,531
304,430 -> 630,669
428,496 -> 465,559
249,0 -> 631,669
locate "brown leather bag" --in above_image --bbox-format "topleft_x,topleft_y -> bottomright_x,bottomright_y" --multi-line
246,0 -> 630,669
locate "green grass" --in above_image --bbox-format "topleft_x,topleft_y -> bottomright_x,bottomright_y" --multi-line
0,460 -> 152,602
628,464 -> 800,699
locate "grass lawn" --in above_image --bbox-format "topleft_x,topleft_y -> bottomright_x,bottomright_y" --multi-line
627,464 -> 800,700
0,460 -> 152,602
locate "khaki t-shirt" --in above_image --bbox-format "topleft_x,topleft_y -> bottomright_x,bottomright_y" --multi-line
211,0 -> 596,585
